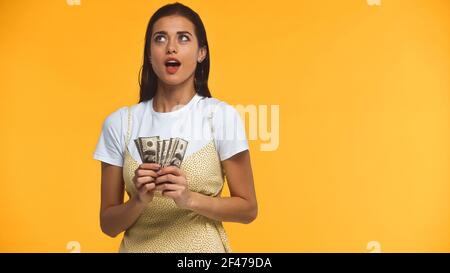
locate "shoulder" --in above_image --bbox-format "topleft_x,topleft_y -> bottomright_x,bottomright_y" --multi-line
198,96 -> 229,107
104,101 -> 147,126
128,100 -> 148,117
196,96 -> 244,135
103,106 -> 128,130
196,96 -> 237,116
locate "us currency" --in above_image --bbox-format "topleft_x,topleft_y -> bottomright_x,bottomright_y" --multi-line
135,136 -> 189,167
166,138 -> 178,167
169,138 -> 188,168
134,139 -> 144,162
166,139 -> 173,166
140,136 -> 159,163
157,139 -> 164,166
159,139 -> 170,166
156,140 -> 162,165
161,137 -> 175,168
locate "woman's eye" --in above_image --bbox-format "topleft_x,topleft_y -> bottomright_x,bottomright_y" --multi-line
154,35 -> 166,42
179,35 -> 190,42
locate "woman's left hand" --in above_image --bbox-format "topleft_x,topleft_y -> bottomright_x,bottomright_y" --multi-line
155,166 -> 193,209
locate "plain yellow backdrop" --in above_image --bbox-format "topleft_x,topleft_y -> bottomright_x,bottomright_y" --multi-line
0,0 -> 449,252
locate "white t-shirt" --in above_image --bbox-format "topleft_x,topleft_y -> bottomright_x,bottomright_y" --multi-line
93,93 -> 249,167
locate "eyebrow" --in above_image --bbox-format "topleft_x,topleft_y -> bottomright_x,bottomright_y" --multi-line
152,31 -> 193,37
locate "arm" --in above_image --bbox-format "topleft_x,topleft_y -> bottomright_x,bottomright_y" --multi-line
188,150 -> 258,224
99,162 -> 151,238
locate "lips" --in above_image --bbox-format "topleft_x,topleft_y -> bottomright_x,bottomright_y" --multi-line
164,57 -> 181,74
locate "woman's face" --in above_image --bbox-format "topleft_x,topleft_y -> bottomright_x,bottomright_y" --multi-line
150,15 -> 206,87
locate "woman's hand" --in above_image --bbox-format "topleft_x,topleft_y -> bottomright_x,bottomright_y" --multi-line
132,163 -> 161,204
155,166 -> 192,209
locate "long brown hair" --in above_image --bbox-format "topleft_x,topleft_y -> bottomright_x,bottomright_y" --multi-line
139,2 -> 212,103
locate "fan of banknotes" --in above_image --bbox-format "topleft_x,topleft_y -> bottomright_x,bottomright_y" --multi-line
134,136 -> 189,168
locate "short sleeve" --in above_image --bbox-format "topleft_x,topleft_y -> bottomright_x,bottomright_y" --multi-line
93,107 -> 127,167
212,102 -> 249,161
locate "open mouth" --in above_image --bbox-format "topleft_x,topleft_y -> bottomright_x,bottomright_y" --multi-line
165,60 -> 181,67
165,59 -> 181,74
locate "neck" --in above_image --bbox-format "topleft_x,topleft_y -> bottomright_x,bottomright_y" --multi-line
153,76 -> 196,113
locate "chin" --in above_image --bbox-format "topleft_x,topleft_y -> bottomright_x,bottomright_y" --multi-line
159,76 -> 187,86
159,72 -> 193,86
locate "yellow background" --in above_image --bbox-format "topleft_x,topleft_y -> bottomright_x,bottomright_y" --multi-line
0,0 -> 449,252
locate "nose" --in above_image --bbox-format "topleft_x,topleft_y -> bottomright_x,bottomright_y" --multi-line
166,37 -> 178,54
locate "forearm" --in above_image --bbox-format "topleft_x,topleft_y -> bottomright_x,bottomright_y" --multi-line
100,195 -> 147,237
187,192 -> 257,224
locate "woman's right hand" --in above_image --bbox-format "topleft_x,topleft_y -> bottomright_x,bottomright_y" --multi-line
133,163 -> 161,204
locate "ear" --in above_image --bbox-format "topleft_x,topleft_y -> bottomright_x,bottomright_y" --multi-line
197,46 -> 207,63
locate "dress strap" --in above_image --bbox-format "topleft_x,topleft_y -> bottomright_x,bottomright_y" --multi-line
207,106 -> 215,142
125,106 -> 132,149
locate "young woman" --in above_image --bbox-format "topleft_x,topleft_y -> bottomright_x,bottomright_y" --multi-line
93,2 -> 257,253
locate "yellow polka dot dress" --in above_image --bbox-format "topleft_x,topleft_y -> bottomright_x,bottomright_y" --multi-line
119,106 -> 232,253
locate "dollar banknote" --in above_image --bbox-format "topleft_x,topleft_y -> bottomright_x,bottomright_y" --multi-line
166,138 -> 178,167
134,136 -> 188,168
160,139 -> 170,166
139,136 -> 159,163
134,139 -> 144,161
168,138 -> 188,168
